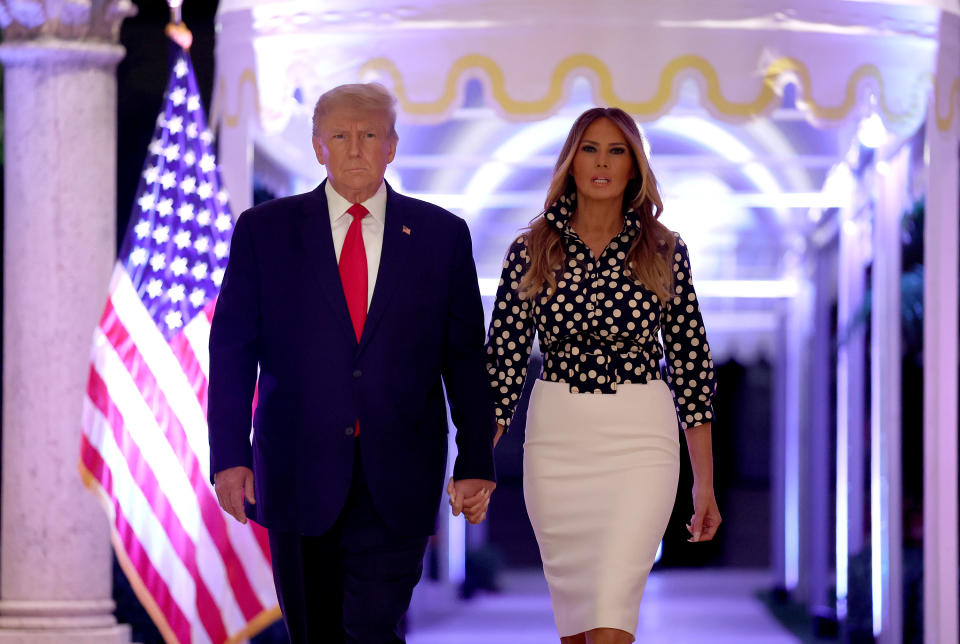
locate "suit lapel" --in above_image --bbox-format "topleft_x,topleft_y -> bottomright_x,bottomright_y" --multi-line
358,183 -> 412,355
296,182 -> 357,343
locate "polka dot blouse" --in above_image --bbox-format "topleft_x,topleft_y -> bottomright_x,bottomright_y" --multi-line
484,190 -> 716,431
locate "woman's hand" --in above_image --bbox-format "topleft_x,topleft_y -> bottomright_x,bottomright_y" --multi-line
686,483 -> 721,542
446,477 -> 495,524
493,423 -> 505,447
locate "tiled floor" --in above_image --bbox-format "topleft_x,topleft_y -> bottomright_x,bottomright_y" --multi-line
407,569 -> 799,644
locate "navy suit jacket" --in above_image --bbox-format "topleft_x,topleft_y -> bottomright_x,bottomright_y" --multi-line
207,181 -> 496,537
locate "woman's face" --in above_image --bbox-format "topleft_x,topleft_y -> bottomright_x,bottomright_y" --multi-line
570,117 -> 636,205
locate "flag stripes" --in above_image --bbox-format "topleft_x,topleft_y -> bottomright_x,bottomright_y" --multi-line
80,46 -> 278,643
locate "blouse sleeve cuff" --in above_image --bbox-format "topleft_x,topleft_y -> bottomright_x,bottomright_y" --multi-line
493,406 -> 514,431
679,404 -> 714,431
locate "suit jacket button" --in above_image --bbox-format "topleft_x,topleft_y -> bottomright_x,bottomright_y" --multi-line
353,369 -> 362,378
345,426 -> 354,436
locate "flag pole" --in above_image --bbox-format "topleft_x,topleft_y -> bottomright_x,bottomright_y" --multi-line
168,0 -> 182,24
164,0 -> 192,51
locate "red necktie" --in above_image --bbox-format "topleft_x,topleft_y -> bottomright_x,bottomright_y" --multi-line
339,203 -> 369,341
340,203 -> 368,437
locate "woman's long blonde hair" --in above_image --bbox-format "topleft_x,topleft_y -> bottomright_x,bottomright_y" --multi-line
518,107 -> 675,303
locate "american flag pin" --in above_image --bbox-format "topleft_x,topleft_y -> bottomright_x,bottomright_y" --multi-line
402,225 -> 411,235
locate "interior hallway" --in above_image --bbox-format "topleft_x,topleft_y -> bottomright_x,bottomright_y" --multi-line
407,569 -> 799,644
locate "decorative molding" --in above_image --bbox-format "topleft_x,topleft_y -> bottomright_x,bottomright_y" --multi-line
0,0 -> 136,44
214,53 -> 949,132
935,77 -> 960,131
358,53 -> 930,127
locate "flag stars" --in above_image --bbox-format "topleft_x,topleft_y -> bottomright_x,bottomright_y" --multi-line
143,165 -> 160,185
160,171 -> 177,190
214,241 -> 228,259
165,310 -> 183,330
187,95 -> 200,112
148,139 -> 164,156
138,193 -> 156,213
177,203 -> 195,223
152,226 -> 170,244
168,284 -> 186,303
146,279 -> 163,299
174,59 -> 187,78
196,183 -> 213,200
186,122 -> 199,139
170,87 -> 187,106
163,144 -> 180,162
156,198 -> 174,217
171,257 -> 189,276
134,221 -> 151,239
150,253 -> 166,272
167,116 -> 184,135
130,247 -> 148,266
191,262 -> 208,281
194,236 -> 210,253
174,230 -> 192,249
212,267 -> 225,287
215,213 -> 232,232
200,129 -> 214,145
217,190 -> 229,206
180,176 -> 197,195
189,288 -> 206,308
183,150 -> 196,166
197,208 -> 212,226
199,154 -> 216,174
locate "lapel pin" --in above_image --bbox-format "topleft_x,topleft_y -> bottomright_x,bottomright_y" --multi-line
402,225 -> 411,235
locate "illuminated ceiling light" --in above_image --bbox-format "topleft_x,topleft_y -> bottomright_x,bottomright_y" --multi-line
461,116 -> 576,222
653,116 -> 783,197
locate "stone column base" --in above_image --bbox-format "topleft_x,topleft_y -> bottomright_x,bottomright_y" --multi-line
0,625 -> 131,644
0,599 -> 130,643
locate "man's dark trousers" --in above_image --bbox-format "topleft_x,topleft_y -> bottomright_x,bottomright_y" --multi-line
267,448 -> 428,643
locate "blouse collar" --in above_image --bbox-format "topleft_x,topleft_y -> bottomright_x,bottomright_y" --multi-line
542,184 -> 644,235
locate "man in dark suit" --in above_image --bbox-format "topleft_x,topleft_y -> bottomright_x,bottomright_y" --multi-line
208,83 -> 496,643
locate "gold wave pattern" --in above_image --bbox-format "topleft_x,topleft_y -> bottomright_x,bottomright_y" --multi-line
218,68 -> 260,129
216,53 -> 957,132
936,77 -> 960,132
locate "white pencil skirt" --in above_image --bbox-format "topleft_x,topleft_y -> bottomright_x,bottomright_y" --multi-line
523,379 -> 681,638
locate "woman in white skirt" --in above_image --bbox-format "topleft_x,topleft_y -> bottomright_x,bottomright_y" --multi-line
483,107 -> 721,644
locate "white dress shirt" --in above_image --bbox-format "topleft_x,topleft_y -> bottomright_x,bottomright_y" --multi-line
326,180 -> 387,310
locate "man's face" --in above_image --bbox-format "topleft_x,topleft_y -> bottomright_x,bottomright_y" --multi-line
312,107 -> 397,202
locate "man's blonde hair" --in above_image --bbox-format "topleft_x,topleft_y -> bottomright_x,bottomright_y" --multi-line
312,83 -> 398,140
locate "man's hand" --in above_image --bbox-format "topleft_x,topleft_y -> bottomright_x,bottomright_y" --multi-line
214,466 -> 255,524
446,478 -> 495,524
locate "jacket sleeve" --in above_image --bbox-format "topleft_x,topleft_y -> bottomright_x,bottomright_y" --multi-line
207,210 -> 260,482
442,218 -> 497,482
483,235 -> 536,430
661,233 -> 716,429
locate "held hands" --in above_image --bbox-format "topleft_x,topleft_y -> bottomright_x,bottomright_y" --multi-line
444,423 -> 503,524
686,483 -> 722,542
214,466 -> 256,524
446,478 -> 496,524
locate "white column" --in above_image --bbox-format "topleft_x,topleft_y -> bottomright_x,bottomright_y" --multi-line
835,203 -> 868,620
872,147 -> 907,644
0,3 -> 135,642
923,12 -> 960,644
804,245 -> 833,614
217,119 -> 253,214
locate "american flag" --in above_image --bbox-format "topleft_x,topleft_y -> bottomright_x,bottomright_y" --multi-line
79,47 -> 279,643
